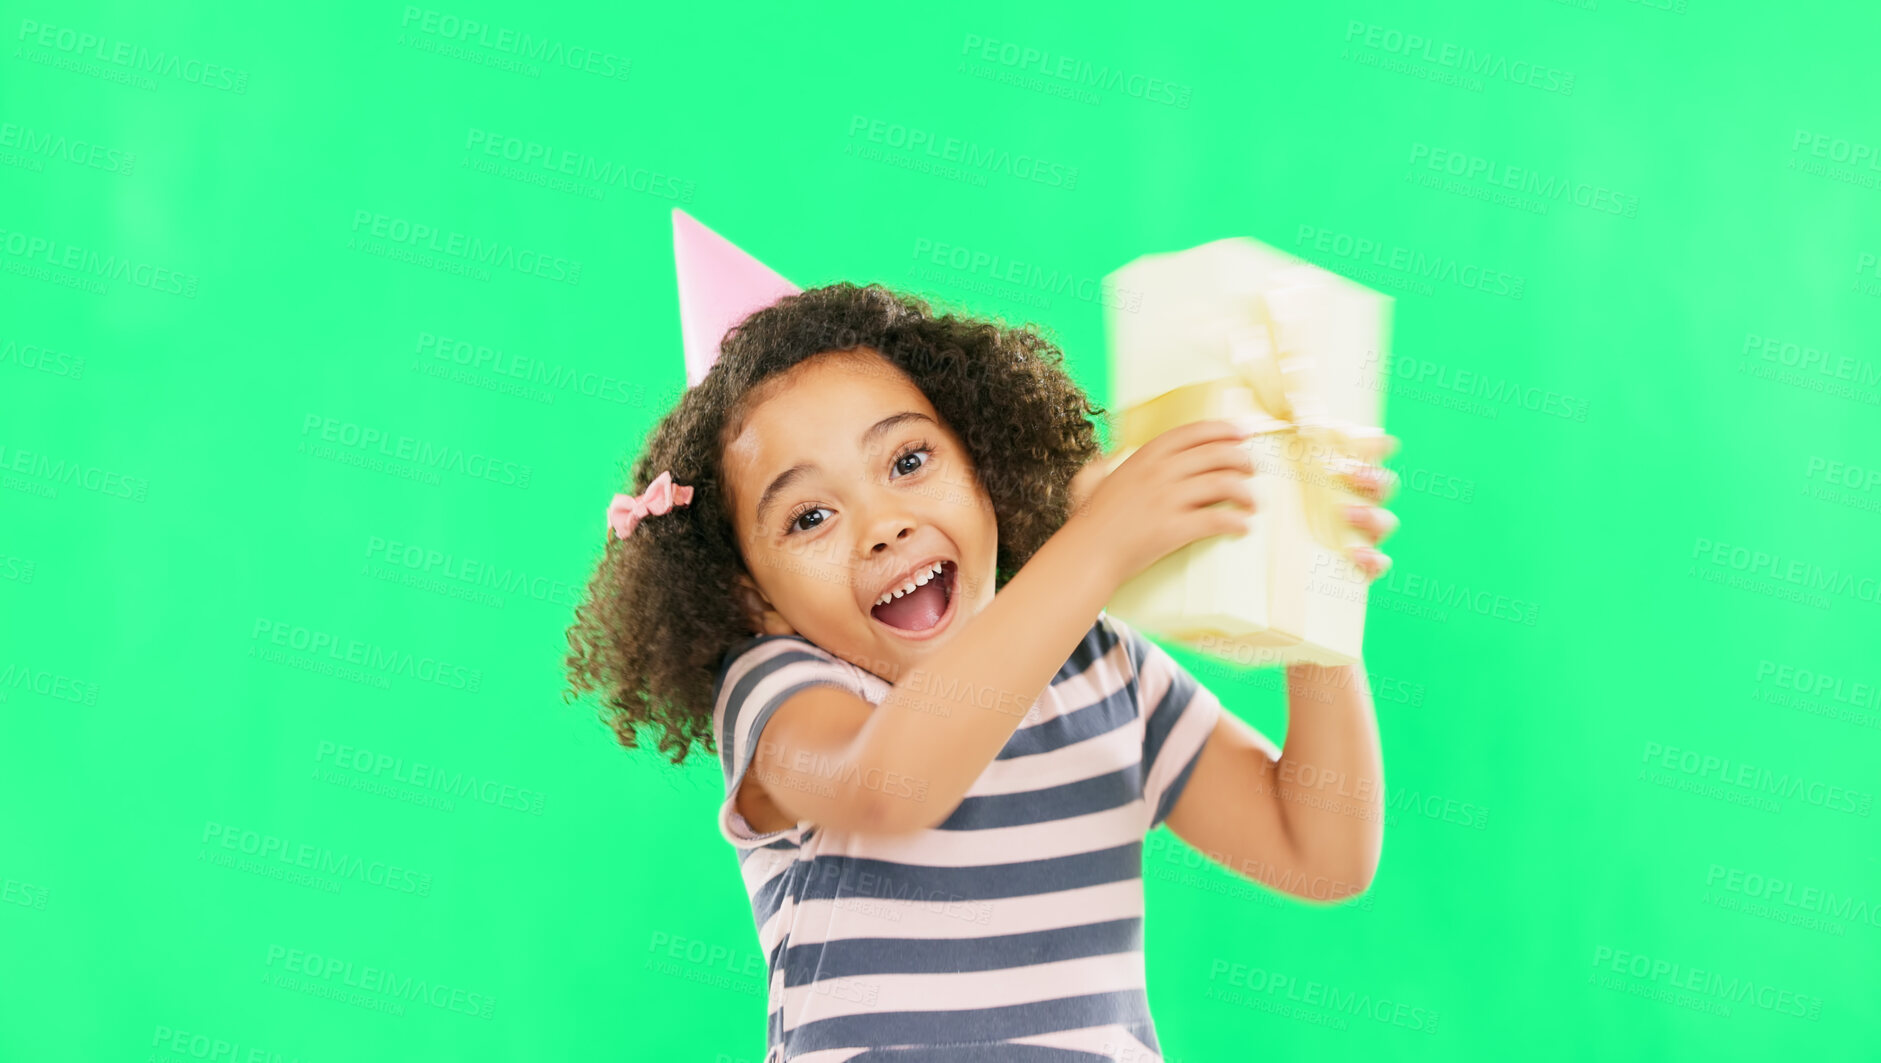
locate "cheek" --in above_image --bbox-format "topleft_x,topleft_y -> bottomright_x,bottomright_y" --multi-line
938,462 -> 990,514
768,540 -> 858,602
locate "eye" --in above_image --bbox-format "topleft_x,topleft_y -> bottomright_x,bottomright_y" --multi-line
784,504 -> 830,535
891,443 -> 934,479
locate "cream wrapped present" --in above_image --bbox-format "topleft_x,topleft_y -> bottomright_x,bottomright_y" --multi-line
1100,237 -> 1393,668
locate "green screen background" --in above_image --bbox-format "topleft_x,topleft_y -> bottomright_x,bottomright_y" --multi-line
4,0 -> 1878,1059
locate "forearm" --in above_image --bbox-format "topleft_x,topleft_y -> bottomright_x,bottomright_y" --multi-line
848,517 -> 1115,830
1273,661 -> 1385,886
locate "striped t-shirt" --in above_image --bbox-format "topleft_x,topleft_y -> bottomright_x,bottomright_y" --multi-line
710,611 -> 1223,1062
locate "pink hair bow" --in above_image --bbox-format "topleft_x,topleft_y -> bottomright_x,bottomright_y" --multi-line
607,470 -> 694,540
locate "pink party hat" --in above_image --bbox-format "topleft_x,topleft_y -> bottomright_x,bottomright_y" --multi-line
672,208 -> 801,387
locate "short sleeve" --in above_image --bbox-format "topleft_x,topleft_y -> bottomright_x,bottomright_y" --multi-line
1110,616 -> 1225,832
711,635 -> 872,850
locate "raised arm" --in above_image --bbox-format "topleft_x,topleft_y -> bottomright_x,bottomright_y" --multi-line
742,419 -> 1261,836
1162,434 -> 1402,901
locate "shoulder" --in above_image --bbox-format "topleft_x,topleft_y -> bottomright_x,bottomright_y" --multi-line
1090,610 -> 1151,680
1030,611 -> 1143,696
711,634 -> 877,734
714,632 -> 841,687
1095,612 -> 1214,717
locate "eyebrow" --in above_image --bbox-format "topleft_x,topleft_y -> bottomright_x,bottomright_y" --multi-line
753,411 -> 938,528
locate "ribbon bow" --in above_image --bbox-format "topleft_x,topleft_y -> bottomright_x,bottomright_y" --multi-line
1222,281 -> 1383,553
1115,273 -> 1383,557
1105,249 -> 1390,666
607,470 -> 694,540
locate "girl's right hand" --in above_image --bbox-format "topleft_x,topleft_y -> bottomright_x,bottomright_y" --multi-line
1066,418 -> 1258,594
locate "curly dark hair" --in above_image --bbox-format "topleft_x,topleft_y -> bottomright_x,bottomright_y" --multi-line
563,282 -> 1108,765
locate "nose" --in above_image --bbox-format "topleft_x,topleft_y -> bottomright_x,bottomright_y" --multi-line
867,520 -> 915,556
862,493 -> 919,557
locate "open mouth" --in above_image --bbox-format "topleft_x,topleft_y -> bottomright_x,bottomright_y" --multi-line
868,560 -> 957,637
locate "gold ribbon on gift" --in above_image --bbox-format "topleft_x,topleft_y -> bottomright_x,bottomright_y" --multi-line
1113,296 -> 1383,653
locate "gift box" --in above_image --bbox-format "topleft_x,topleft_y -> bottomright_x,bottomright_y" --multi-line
1100,237 -> 1394,668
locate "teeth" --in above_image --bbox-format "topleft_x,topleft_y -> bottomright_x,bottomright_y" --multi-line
873,561 -> 947,607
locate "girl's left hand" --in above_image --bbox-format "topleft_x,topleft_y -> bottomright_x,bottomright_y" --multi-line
1340,432 -> 1401,581
1068,432 -> 1403,579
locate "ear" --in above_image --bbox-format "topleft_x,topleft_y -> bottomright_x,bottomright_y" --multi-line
734,571 -> 798,637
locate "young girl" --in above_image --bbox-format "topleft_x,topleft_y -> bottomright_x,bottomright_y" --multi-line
566,282 -> 1399,1062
